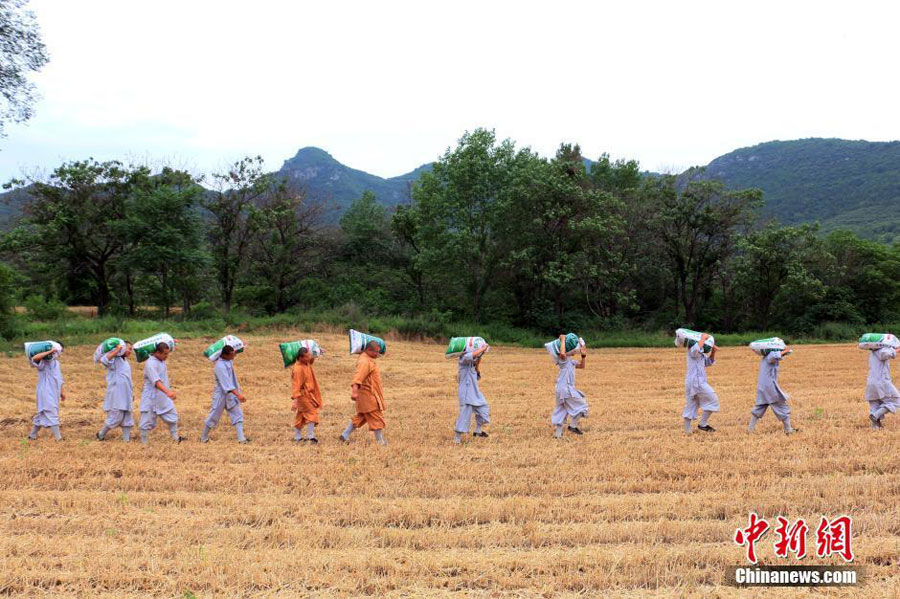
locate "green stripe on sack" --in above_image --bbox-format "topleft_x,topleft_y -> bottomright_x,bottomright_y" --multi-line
348,329 -> 386,354
279,340 -> 323,368
133,333 -> 175,363
445,336 -> 486,357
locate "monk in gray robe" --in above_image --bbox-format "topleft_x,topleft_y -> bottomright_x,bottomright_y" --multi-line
138,343 -> 185,444
201,345 -> 248,443
97,341 -> 135,442
682,334 -> 719,434
28,345 -> 65,441
454,343 -> 490,444
552,334 -> 588,438
865,347 -> 899,429
749,349 -> 797,434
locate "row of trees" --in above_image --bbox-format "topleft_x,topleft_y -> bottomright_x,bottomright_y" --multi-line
2,129 -> 898,334
388,130 -> 899,332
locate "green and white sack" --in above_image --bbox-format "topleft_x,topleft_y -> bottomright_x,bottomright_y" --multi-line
445,336 -> 488,359
279,340 -> 325,368
134,333 -> 176,363
545,333 -> 585,358
24,340 -> 62,363
348,329 -> 386,355
93,337 -> 125,363
749,337 -> 786,356
675,328 -> 715,353
858,333 -> 899,351
204,335 -> 245,362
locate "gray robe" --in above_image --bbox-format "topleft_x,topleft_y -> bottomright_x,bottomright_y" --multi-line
865,348 -> 900,401
458,352 -> 487,406
205,359 -> 244,427
455,351 -> 489,432
101,354 -> 133,412
684,343 -> 716,400
555,357 -> 585,401
552,356 -> 588,425
31,358 -> 63,427
755,351 -> 788,405
140,356 -> 175,415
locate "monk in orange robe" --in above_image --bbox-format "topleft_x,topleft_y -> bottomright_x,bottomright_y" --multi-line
291,347 -> 322,444
340,341 -> 387,445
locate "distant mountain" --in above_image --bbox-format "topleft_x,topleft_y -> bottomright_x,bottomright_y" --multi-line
277,147 -> 428,213
705,138 -> 900,242
277,149 -> 596,214
0,184 -> 31,221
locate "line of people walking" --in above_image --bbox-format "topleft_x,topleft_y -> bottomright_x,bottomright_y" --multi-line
681,332 -> 898,434
23,330 -> 898,444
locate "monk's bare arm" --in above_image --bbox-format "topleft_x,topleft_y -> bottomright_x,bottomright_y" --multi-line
31,349 -> 56,363
155,380 -> 176,400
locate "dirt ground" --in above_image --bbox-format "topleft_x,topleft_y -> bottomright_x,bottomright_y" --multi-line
0,333 -> 896,598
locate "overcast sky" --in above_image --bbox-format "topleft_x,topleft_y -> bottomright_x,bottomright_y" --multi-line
1,0 -> 898,181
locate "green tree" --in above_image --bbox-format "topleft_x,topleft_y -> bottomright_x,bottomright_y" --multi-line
341,190 -> 390,257
390,203 -> 427,309
123,168 -> 208,317
651,171 -> 761,325
734,224 -> 823,330
0,0 -> 49,136
243,181 -> 323,314
589,153 -> 642,194
333,190 -> 404,313
410,129 -> 517,322
4,159 -> 150,315
203,156 -> 269,314
577,152 -> 641,321
0,261 -> 20,337
823,230 -> 900,324
497,144 -> 627,329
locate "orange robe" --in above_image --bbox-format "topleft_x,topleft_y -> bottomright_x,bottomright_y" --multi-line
350,353 -> 385,430
292,361 -> 322,429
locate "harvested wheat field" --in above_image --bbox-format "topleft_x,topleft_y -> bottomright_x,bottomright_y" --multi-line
0,333 -> 897,598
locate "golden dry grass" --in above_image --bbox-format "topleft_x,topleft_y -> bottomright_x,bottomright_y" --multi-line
0,333 -> 897,598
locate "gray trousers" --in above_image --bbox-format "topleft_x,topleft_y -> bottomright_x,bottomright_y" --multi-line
751,400 -> 790,421
455,403 -> 490,433
868,399 -> 898,415
104,409 -> 135,428
139,409 -> 178,431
